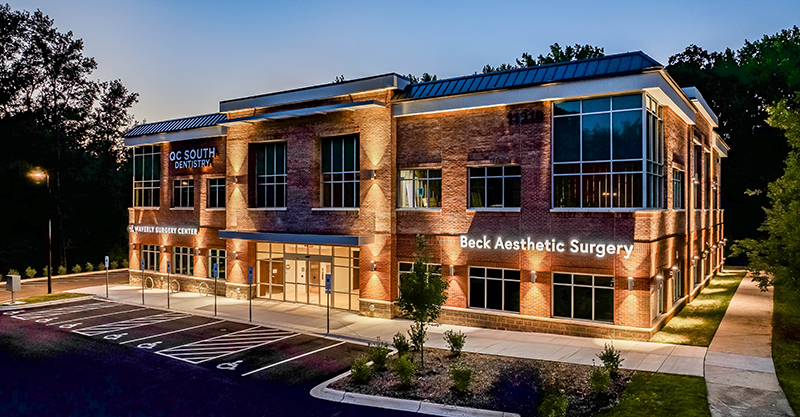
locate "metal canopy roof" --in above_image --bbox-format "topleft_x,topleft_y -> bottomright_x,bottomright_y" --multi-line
393,51 -> 662,102
124,113 -> 227,138
220,100 -> 385,125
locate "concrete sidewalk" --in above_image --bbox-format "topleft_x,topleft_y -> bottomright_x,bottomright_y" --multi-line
68,283 -> 706,376
705,275 -> 795,416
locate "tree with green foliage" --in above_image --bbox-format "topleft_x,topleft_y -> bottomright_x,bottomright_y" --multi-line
394,235 -> 448,369
481,43 -> 604,74
731,99 -> 800,290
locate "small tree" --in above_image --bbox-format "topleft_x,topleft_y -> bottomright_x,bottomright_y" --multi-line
395,235 -> 449,369
25,267 -> 36,278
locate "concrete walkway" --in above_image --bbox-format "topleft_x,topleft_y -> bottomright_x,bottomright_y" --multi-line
705,275 -> 795,416
66,283 -> 706,376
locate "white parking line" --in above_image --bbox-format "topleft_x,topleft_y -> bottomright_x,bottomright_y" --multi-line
74,312 -> 192,336
241,341 -> 346,376
11,301 -> 115,320
119,320 -> 225,345
47,308 -> 146,326
156,327 -> 297,364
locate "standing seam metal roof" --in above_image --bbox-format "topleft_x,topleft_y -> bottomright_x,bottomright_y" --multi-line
393,51 -> 662,101
124,113 -> 227,137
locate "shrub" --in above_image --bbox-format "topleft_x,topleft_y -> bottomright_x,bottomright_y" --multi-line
408,321 -> 427,352
393,354 -> 416,387
8,269 -> 20,276
350,356 -> 372,384
58,265 -> 67,275
42,266 -> 49,276
122,259 -> 129,268
444,329 -> 467,356
25,267 -> 36,279
110,260 -> 119,270
393,332 -> 411,357
97,262 -> 106,271
72,264 -> 82,274
85,262 -> 94,272
597,342 -> 623,376
589,363 -> 611,393
539,393 -> 569,417
450,365 -> 472,393
368,340 -> 391,371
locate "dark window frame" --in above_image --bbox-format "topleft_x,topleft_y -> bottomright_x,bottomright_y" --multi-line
398,168 -> 442,208
254,142 -> 287,208
173,246 -> 194,276
141,244 -> 159,271
133,145 -> 161,208
468,266 -> 520,313
322,135 -> 360,208
172,179 -> 194,208
207,178 -> 226,209
468,165 -> 521,209
672,168 -> 684,209
552,272 -> 614,322
208,249 -> 226,280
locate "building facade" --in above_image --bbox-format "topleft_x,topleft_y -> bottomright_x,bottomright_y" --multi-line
125,52 -> 728,341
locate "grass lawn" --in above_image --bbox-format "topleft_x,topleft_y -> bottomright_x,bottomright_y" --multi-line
773,283 -> 800,415
600,372 -> 710,417
650,269 -> 745,346
18,292 -> 90,304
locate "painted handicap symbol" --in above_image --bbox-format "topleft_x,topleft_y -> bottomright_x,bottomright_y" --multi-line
137,341 -> 162,349
216,360 -> 243,371
36,318 -> 56,323
103,333 -> 128,340
3,311 -> 21,315
59,323 -> 81,329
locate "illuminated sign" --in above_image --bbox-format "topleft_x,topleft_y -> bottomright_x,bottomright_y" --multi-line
129,225 -> 199,235
169,147 -> 216,169
459,236 -> 634,259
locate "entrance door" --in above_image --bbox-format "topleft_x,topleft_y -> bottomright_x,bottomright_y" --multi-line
284,254 -> 332,307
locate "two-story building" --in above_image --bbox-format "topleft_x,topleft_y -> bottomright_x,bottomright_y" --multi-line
125,51 -> 728,340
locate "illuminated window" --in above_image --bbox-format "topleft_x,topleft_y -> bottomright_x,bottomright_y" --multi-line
552,272 -> 613,322
469,267 -> 520,313
254,142 -> 287,208
207,178 -> 225,209
172,179 -> 194,208
468,166 -> 520,208
173,247 -> 194,275
208,249 -> 226,280
552,94 -> 664,209
141,244 -> 159,271
399,169 -> 441,208
322,135 -> 360,208
133,145 -> 160,208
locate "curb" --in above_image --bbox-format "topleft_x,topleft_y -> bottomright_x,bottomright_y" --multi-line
310,371 -> 520,417
18,269 -> 129,283
0,295 -> 95,311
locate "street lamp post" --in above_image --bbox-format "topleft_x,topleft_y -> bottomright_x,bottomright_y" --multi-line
29,169 -> 53,294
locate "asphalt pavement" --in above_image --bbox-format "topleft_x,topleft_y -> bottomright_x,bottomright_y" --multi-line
0,297 -> 415,417
1,269 -> 130,303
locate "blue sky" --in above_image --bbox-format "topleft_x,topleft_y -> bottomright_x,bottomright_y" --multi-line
11,0 -> 799,123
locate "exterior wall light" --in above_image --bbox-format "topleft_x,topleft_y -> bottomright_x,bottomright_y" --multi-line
628,276 -> 634,291
195,247 -> 200,256
449,265 -> 455,277
368,170 -> 376,180
530,270 -> 537,283
160,245 -> 166,253
232,176 -> 237,184
370,261 -> 376,271
130,243 -> 136,250
233,251 -> 238,260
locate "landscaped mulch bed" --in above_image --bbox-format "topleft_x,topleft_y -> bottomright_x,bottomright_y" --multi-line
330,347 -> 632,417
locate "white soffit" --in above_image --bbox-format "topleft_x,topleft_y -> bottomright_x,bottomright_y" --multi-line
713,132 -> 730,157
124,125 -> 226,147
392,71 -> 698,125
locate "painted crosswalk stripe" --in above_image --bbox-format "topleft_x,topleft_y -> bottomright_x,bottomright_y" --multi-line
11,302 -> 115,320
47,308 -> 146,326
156,327 -> 297,364
241,341 -> 346,376
119,320 -> 225,345
73,312 -> 192,336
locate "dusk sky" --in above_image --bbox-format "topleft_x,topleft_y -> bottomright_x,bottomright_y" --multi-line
11,0 -> 799,124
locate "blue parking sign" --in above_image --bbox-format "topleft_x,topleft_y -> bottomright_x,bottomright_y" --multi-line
325,274 -> 331,294
141,259 -> 144,270
248,267 -> 253,285
167,260 -> 171,274
213,262 -> 218,279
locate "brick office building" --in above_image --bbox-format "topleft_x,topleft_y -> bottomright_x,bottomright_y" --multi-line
125,51 -> 728,340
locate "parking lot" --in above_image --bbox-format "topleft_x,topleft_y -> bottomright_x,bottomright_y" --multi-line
0,297 -> 410,416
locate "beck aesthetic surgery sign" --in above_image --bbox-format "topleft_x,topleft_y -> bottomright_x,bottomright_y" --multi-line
129,225 -> 199,236
459,236 -> 634,259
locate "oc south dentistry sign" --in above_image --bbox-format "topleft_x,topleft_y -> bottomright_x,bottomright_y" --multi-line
169,147 -> 217,169
460,236 -> 634,259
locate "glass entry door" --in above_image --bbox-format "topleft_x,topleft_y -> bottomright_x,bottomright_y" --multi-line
284,254 -> 332,307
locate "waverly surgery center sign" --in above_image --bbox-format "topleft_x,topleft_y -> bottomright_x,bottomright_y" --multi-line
460,236 -> 634,259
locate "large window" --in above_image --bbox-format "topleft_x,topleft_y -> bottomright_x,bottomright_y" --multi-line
209,249 -> 226,280
704,152 -> 712,209
553,94 -> 664,209
255,142 -> 287,208
141,244 -> 158,271
173,179 -> 194,208
399,262 -> 442,282
469,267 -> 520,313
322,135 -> 360,208
552,272 -> 614,322
207,178 -> 226,209
693,145 -> 702,209
673,168 -> 684,209
174,247 -> 194,275
399,169 -> 442,208
133,145 -> 160,207
468,166 -> 520,208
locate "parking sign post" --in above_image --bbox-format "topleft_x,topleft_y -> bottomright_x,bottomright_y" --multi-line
213,262 -> 218,316
248,267 -> 253,322
167,260 -> 171,309
104,256 -> 109,298
141,259 -> 145,305
325,273 -> 331,335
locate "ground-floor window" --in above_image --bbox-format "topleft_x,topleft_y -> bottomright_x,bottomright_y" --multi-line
399,262 -> 442,282
208,249 -> 226,280
673,268 -> 683,302
142,244 -> 158,271
174,247 -> 194,276
693,260 -> 702,287
469,267 -> 520,313
654,276 -> 665,317
553,272 -> 614,322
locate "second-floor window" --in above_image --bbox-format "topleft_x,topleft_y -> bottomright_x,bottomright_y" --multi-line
694,145 -> 702,209
673,168 -> 684,209
469,166 -> 520,208
173,179 -> 194,208
399,169 -> 442,208
133,145 -> 160,208
322,135 -> 359,208
255,142 -> 287,208
207,178 -> 225,209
